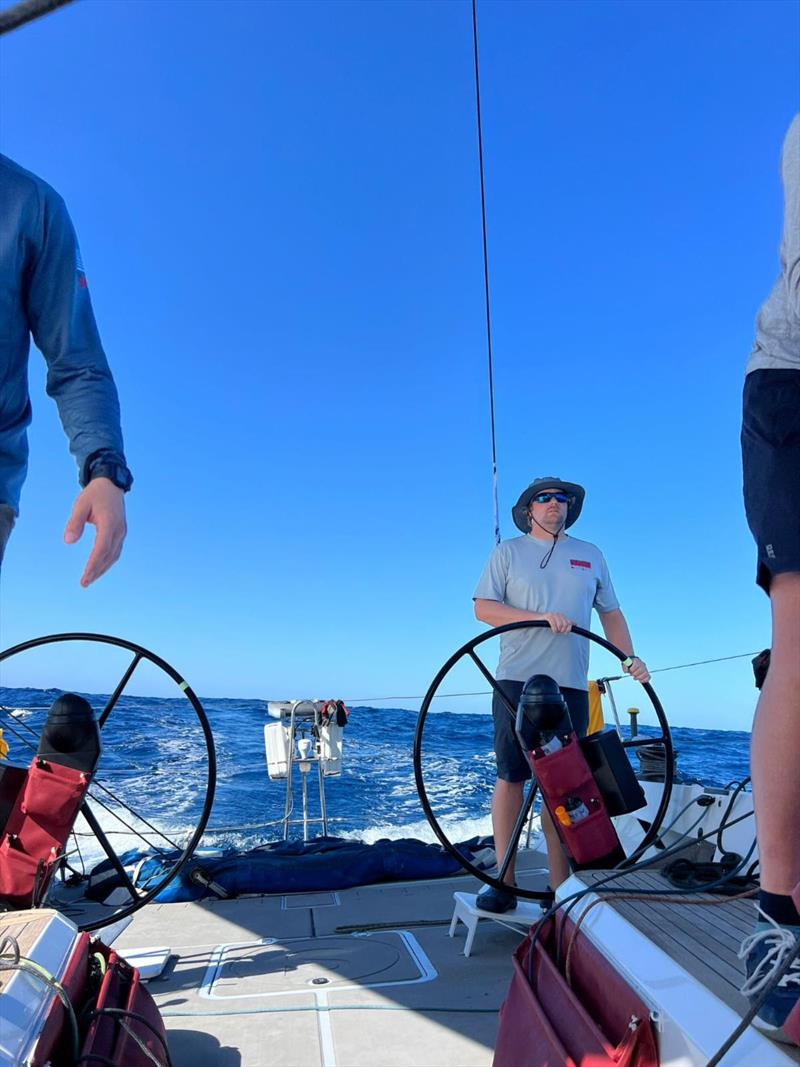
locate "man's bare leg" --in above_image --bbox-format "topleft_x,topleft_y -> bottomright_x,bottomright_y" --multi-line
540,807 -> 571,888
491,778 -> 524,885
751,571 -> 800,894
492,780 -> 571,889
741,571 -> 800,1043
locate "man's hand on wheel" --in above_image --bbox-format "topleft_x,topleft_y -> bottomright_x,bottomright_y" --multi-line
624,656 -> 651,684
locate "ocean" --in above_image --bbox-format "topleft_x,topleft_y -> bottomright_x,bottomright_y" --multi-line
0,687 -> 752,869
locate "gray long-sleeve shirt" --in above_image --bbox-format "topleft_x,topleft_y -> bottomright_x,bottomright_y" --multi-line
747,114 -> 800,373
0,154 -> 128,513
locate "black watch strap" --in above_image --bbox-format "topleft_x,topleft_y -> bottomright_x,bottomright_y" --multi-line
83,451 -> 134,492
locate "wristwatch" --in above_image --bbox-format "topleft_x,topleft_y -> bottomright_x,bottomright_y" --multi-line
83,452 -> 134,492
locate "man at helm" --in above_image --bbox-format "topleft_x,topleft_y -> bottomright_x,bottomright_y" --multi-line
473,476 -> 650,913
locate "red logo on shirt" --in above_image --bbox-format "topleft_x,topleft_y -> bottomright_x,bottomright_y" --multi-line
570,559 -> 591,570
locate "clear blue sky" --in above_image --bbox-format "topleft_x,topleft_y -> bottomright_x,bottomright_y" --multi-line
0,0 -> 797,731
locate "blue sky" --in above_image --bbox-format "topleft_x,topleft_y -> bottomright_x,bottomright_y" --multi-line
0,0 -> 797,731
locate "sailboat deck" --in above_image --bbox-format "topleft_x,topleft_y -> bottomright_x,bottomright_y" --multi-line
574,868 -> 800,1065
113,858 -> 551,1067
107,858 -> 800,1067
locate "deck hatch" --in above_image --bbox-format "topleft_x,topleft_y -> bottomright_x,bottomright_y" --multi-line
281,892 -> 340,909
200,930 -> 436,1000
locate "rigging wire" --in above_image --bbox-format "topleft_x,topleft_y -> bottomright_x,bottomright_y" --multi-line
343,649 -> 761,704
471,0 -> 500,546
598,649 -> 763,683
0,0 -> 75,35
0,646 -> 760,713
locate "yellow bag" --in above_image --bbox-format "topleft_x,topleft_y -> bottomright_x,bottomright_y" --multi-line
587,681 -> 604,735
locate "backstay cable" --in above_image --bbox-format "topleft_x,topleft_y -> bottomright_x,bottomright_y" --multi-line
471,0 -> 500,545
0,0 -> 76,36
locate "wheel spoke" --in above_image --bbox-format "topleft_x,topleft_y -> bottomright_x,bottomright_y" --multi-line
497,780 -> 538,883
99,652 -> 142,728
622,735 -> 667,749
467,650 -> 515,718
79,801 -> 141,901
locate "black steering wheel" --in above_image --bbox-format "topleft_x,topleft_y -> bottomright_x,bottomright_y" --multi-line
0,633 -> 216,931
413,620 -> 673,901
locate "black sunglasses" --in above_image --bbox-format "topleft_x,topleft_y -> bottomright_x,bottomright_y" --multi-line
531,492 -> 571,505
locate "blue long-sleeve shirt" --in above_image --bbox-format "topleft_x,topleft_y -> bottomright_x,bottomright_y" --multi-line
0,154 -> 128,513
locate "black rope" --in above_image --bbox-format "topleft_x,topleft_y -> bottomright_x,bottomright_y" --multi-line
471,0 -> 500,546
0,940 -> 81,1061
715,776 -> 751,856
83,1007 -> 172,1067
526,823 -> 759,984
0,0 -> 76,35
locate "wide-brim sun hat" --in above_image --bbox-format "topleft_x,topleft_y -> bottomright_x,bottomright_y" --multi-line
512,476 -> 585,533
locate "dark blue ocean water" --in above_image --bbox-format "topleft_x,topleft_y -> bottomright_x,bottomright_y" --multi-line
0,688 -> 751,862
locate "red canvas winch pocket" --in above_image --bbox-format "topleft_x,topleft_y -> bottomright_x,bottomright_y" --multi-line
0,758 -> 91,908
557,807 -> 619,865
493,917 -> 659,1067
79,945 -> 170,1066
20,759 -> 88,828
531,736 -> 619,864
0,836 -> 48,905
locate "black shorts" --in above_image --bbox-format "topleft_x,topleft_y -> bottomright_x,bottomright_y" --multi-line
742,369 -> 800,593
492,679 -> 590,783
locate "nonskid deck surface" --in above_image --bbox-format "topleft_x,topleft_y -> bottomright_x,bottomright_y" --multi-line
114,856 -> 551,1067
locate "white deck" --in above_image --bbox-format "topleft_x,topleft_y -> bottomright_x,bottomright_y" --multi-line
77,852 -> 799,1067
111,857 -> 550,1067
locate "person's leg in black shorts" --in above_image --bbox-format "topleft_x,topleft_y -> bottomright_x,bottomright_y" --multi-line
481,679 -> 589,912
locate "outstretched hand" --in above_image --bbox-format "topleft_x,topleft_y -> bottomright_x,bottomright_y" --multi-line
64,478 -> 127,587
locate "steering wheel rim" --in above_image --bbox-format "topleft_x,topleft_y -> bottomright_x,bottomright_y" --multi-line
0,632 -> 216,931
413,620 -> 673,901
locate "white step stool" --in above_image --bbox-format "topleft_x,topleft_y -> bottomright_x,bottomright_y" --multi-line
449,890 -> 545,957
